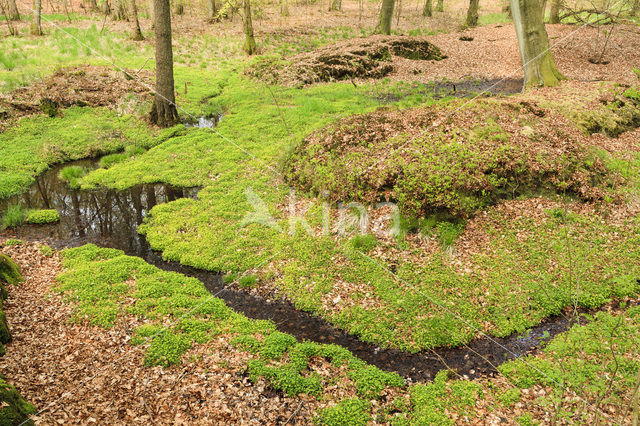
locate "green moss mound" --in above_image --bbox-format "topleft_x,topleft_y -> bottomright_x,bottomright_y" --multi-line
25,209 -> 60,224
573,91 -> 640,137
0,377 -> 36,425
0,254 -> 23,287
285,99 -> 620,217
0,310 -> 10,344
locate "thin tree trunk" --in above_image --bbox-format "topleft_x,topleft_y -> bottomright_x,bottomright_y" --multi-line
540,0 -> 547,20
0,0 -> 18,34
62,0 -> 71,22
435,0 -> 443,12
330,0 -> 341,11
88,0 -> 99,12
549,0 -> 560,23
243,0 -> 257,54
148,0 -> 153,24
374,0 -> 395,34
30,0 -> 42,35
112,0 -> 128,20
207,0 -> 216,20
422,0 -> 432,16
6,0 -> 19,20
149,0 -> 179,127
511,0 -> 564,88
129,0 -> 143,40
280,0 -> 289,16
465,0 -> 479,27
174,0 -> 183,15
631,0 -> 639,17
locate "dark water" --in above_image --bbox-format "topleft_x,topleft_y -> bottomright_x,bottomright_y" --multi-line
184,114 -> 223,129
1,159 -> 578,382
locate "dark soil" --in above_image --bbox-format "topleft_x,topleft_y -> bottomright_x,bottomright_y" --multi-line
247,35 -> 446,86
1,159 -> 586,383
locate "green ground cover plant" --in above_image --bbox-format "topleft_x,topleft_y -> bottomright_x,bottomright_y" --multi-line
57,244 -> 405,397
74,70 -> 640,353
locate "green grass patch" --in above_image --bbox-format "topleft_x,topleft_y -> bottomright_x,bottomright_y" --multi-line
25,209 -> 60,224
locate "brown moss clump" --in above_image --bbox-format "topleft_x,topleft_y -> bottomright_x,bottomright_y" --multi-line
284,98 -> 622,218
247,35 -> 445,86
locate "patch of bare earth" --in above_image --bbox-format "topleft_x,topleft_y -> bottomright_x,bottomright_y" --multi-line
0,240 -> 328,424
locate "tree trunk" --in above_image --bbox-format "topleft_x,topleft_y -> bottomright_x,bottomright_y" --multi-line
330,0 -> 341,11
88,0 -> 99,12
129,0 -> 143,40
549,0 -> 560,23
435,0 -> 443,12
242,0 -> 257,54
631,0 -> 638,17
280,0 -> 289,16
374,0 -> 395,34
149,0 -> 179,127
148,0 -> 153,24
422,0 -> 432,17
0,0 -> 18,34
511,0 -> 564,88
30,0 -> 42,35
6,0 -> 19,20
174,0 -> 183,15
207,0 -> 216,20
465,0 -> 479,27
112,0 -> 128,19
540,0 -> 547,20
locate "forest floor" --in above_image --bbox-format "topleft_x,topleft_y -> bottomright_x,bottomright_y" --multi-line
1,0 -> 640,424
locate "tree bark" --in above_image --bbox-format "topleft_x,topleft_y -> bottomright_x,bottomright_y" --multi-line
330,0 -> 341,11
631,0 -> 638,17
112,0 -> 128,20
6,0 -> 19,20
511,0 -> 564,88
422,0 -> 432,17
148,0 -> 153,25
0,0 -> 18,34
207,0 -> 216,20
129,0 -> 143,40
435,0 -> 443,12
242,0 -> 256,55
30,0 -> 42,35
149,0 -> 179,127
549,0 -> 560,23
465,0 -> 479,27
280,0 -> 289,16
540,0 -> 547,20
374,0 -> 395,34
88,0 -> 99,12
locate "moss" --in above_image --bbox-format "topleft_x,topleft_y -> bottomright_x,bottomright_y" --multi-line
316,398 -> 371,425
247,360 -> 322,396
25,209 -> 60,224
38,245 -> 54,257
0,377 -> 36,425
1,205 -> 26,229
0,254 -> 23,286
0,310 -> 10,344
59,166 -> 86,189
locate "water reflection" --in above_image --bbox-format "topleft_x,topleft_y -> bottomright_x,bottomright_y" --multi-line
0,160 -> 199,257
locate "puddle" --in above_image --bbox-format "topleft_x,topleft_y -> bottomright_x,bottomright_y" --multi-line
0,160 -> 199,255
184,114 -> 223,129
370,78 -> 523,104
1,158 -> 579,382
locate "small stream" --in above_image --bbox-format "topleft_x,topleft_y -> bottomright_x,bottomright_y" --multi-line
1,159 -> 578,382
